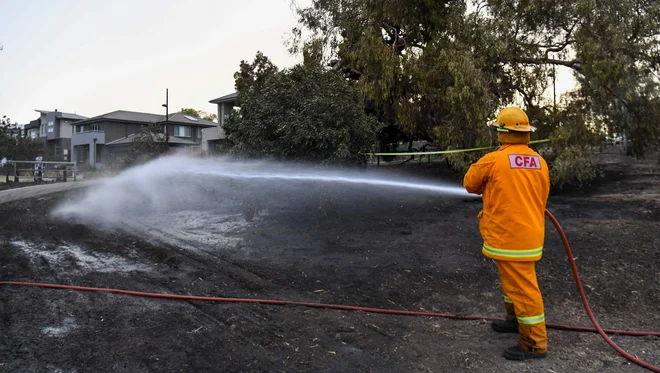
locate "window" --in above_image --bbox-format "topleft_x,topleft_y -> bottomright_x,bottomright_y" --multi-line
76,125 -> 100,133
197,128 -> 202,139
48,127 -> 54,133
174,125 -> 191,137
29,129 -> 37,139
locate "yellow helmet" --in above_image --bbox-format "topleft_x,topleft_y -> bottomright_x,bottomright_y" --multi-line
491,107 -> 536,133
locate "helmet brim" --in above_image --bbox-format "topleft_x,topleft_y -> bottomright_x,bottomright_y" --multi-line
489,124 -> 537,133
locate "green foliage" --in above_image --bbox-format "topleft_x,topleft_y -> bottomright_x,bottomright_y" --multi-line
293,0 -> 660,186
224,52 -> 382,164
114,123 -> 169,169
180,108 -> 217,122
538,93 -> 604,188
293,0 -> 494,150
1,115 -> 37,162
234,51 -> 279,99
549,145 -> 601,190
132,123 -> 169,157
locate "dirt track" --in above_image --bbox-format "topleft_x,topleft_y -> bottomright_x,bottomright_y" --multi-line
0,180 -> 98,204
1,149 -> 659,373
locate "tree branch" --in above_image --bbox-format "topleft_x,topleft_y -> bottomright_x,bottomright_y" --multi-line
603,85 -> 632,111
545,40 -> 576,53
514,58 -> 583,72
514,86 -> 538,110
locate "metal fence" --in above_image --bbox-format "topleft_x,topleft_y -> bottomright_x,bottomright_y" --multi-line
2,160 -> 77,183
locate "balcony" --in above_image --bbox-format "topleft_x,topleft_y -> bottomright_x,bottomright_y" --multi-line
76,129 -> 104,134
72,130 -> 105,146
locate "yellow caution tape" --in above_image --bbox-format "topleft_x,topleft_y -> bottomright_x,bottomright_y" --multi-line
362,139 -> 551,156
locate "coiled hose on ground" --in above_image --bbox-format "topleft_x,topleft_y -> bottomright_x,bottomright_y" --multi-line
1,209 -> 658,371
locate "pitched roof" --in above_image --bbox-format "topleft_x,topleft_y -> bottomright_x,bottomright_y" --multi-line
75,110 -> 163,125
34,110 -> 87,121
24,120 -> 40,129
75,110 -> 218,128
160,113 -> 217,128
106,132 -> 200,146
209,92 -> 238,104
105,133 -> 140,146
58,112 -> 88,120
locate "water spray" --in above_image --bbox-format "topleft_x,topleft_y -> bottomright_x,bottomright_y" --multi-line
53,155 -> 474,223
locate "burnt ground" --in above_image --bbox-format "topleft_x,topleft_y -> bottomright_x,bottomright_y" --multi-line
1,148 -> 659,373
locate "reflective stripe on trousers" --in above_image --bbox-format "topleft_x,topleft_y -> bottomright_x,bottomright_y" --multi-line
517,313 -> 545,325
483,244 -> 543,259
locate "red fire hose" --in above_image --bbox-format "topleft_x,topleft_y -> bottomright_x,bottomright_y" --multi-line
544,209 -> 660,372
0,210 -> 658,371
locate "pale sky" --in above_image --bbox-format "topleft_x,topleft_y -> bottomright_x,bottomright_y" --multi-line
1,0 -> 575,125
1,0 -> 307,124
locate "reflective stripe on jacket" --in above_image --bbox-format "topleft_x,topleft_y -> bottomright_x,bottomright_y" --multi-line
463,144 -> 550,262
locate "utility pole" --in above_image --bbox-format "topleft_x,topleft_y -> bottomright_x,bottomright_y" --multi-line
552,63 -> 557,112
162,88 -> 169,147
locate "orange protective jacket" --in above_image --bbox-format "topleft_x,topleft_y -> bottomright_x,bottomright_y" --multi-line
463,144 -> 550,261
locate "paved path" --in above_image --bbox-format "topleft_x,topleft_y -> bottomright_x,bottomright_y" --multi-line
0,180 -> 100,205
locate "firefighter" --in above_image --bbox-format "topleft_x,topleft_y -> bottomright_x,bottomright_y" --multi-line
463,106 -> 550,360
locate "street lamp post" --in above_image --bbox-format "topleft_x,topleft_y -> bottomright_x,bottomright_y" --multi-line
552,64 -> 557,112
162,88 -> 169,147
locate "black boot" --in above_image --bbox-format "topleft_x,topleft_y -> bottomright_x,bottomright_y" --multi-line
502,344 -> 547,360
491,319 -> 519,333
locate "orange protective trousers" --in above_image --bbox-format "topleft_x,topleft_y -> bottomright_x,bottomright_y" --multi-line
497,260 -> 548,353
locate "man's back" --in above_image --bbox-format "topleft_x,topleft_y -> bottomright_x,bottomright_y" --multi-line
464,143 -> 550,261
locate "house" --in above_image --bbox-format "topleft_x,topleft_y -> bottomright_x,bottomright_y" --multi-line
24,122 -> 39,140
204,92 -> 238,154
24,110 -> 87,162
71,110 -> 217,167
